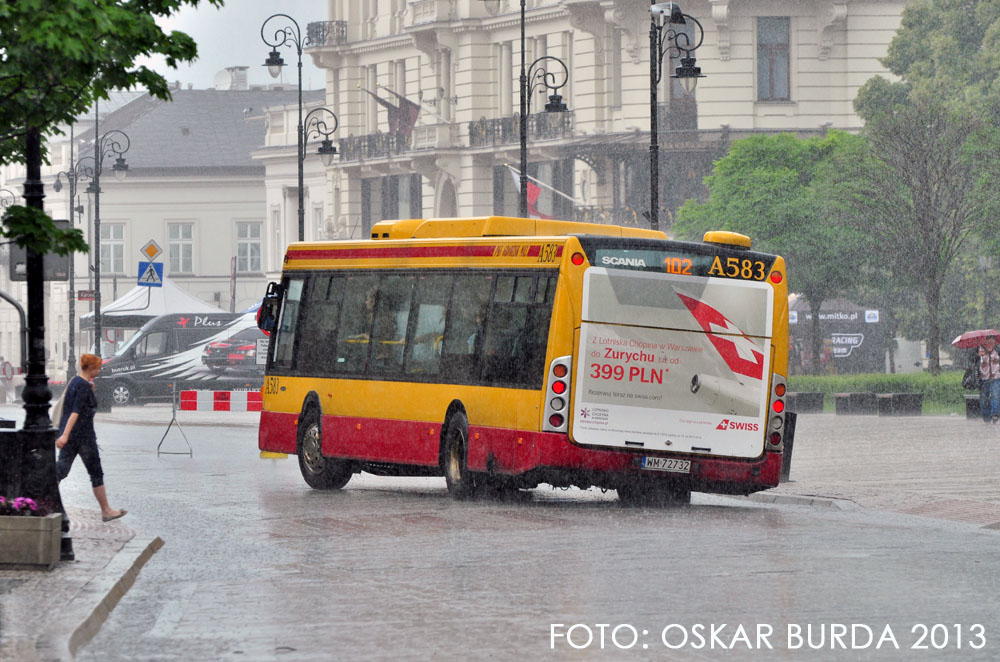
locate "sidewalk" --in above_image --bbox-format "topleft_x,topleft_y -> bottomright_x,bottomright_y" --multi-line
1,411 -> 998,660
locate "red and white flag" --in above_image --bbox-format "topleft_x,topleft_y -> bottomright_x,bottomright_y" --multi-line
675,292 -> 764,380
508,166 -> 551,219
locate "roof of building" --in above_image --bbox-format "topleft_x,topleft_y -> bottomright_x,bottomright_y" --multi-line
77,88 -> 325,172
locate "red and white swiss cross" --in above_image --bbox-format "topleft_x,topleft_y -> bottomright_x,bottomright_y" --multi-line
675,292 -> 764,380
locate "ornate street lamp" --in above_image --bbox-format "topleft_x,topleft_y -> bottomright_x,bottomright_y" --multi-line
305,107 -> 340,167
649,2 -> 705,231
53,136 -> 95,379
481,0 -> 570,219
261,14 -> 339,242
89,123 -> 130,358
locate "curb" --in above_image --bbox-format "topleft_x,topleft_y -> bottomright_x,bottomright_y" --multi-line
36,536 -> 165,661
745,492 -> 857,509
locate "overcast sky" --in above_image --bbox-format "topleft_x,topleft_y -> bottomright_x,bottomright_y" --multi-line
139,0 -> 327,91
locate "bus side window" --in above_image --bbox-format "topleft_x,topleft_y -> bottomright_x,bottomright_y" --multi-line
296,275 -> 344,376
441,274 -> 492,381
370,275 -> 414,375
404,274 -> 453,376
272,278 -> 305,368
333,275 -> 379,374
481,276 -> 555,388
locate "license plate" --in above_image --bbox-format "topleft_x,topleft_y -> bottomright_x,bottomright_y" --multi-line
641,457 -> 691,473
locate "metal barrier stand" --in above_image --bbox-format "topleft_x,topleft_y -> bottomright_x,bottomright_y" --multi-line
157,382 -> 192,457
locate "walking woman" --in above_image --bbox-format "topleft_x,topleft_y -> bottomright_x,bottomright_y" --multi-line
976,337 -> 1000,424
56,353 -> 126,521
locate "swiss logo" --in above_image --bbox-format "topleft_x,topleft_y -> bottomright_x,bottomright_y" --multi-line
716,419 -> 759,432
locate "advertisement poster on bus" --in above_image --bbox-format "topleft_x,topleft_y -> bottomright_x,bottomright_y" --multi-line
573,268 -> 773,458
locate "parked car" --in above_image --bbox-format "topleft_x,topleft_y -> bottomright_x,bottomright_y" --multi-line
202,326 -> 267,374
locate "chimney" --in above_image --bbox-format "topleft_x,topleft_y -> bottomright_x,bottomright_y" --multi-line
226,66 -> 250,91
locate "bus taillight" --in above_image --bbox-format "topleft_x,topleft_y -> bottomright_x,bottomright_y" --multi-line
772,399 -> 784,413
769,432 -> 781,445
571,252 -> 585,266
543,356 -> 572,433
770,271 -> 783,283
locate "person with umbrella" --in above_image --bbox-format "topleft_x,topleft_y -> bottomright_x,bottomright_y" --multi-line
956,330 -> 1000,423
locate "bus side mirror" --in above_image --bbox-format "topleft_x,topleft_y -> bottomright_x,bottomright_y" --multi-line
257,282 -> 283,335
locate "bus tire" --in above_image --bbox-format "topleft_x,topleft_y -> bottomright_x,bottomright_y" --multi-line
443,412 -> 480,499
297,406 -> 352,490
618,481 -> 691,507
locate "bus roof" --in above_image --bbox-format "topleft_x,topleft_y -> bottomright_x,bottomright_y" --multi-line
368,216 -> 667,241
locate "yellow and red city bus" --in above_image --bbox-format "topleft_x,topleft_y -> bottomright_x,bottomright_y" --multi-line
256,216 -> 791,504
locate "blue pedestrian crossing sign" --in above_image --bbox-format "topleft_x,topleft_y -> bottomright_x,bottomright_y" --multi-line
138,261 -> 164,287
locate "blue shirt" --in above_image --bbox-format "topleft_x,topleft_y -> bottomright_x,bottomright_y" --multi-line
59,375 -> 97,441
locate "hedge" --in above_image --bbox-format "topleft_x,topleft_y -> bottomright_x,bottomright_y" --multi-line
787,372 -> 966,408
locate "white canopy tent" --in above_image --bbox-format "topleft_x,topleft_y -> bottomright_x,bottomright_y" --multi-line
80,279 -> 226,330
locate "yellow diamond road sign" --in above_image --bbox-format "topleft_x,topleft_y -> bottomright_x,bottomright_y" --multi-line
141,240 -> 162,261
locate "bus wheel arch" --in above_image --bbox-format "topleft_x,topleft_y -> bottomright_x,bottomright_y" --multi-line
440,403 -> 479,499
296,394 -> 352,490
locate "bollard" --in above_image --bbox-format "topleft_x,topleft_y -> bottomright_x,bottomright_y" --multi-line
780,411 -> 797,482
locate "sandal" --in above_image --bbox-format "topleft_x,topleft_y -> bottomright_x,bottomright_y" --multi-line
102,509 -> 127,522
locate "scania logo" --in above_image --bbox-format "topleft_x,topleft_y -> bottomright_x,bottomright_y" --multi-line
716,419 -> 759,432
601,256 -> 647,267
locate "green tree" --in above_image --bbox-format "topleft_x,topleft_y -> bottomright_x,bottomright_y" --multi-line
674,131 -> 870,374
849,0 -> 1000,374
0,0 -> 222,251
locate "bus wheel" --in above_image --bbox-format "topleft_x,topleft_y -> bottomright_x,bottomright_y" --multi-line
618,481 -> 691,507
443,412 -> 479,499
297,407 -> 352,490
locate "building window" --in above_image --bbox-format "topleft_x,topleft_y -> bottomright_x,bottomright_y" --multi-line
99,223 -> 124,274
168,223 -> 193,274
757,17 -> 790,102
236,222 -> 262,273
361,173 -> 422,237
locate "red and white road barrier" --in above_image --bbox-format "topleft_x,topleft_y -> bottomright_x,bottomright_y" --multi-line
179,390 -> 262,412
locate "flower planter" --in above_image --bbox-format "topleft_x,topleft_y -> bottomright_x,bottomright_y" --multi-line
0,513 -> 61,570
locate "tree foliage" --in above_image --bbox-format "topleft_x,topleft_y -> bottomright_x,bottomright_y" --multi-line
673,131 -> 871,374
0,0 -> 223,165
849,0 -> 1000,374
0,0 -> 222,254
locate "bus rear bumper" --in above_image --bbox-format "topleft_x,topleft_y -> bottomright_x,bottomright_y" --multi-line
514,431 -> 782,495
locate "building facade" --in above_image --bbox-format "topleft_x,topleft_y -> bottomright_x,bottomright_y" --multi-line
0,83 -> 325,376
302,0 -> 907,236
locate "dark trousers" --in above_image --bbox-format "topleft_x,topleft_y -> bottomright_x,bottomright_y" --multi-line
56,436 -> 105,488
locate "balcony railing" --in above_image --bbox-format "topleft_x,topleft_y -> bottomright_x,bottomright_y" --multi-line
338,132 -> 409,162
468,112 -> 574,148
572,206 -> 649,228
306,20 -> 348,47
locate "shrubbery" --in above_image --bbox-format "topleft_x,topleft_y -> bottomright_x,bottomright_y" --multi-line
788,372 -> 965,408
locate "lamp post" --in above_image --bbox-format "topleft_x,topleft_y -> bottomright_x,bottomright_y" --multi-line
481,0 -> 569,219
261,14 -> 339,242
89,126 -> 130,358
15,125 -> 74,560
648,2 -> 705,232
53,142 -> 94,379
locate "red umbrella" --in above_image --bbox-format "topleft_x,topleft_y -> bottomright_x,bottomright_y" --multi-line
952,329 -> 1000,349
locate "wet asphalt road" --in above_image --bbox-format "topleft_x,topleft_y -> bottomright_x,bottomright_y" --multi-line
48,417 -> 1000,661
